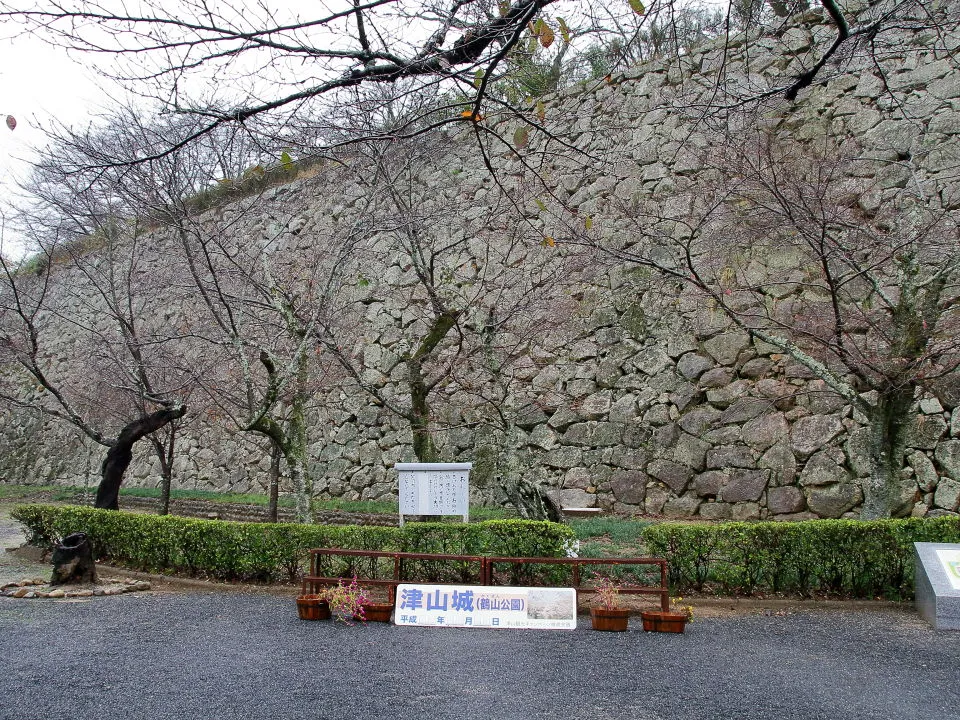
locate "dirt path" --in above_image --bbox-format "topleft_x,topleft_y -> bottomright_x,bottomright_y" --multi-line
0,506 -> 49,586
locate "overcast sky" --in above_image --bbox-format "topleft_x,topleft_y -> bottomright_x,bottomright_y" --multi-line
0,33 -> 120,258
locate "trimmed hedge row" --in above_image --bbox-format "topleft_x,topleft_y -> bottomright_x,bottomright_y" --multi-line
12,504 -> 574,583
642,517 -> 960,599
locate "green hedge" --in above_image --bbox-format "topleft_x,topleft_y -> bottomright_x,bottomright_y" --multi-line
641,517 -> 960,599
11,504 -> 573,584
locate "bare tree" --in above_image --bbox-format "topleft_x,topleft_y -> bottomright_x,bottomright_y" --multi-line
2,0 -> 942,159
178,202 -> 357,524
0,218 -> 190,510
302,137 -> 581,519
596,132 -> 960,518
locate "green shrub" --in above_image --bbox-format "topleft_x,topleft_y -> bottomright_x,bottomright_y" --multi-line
641,517 -> 960,599
11,504 -> 573,584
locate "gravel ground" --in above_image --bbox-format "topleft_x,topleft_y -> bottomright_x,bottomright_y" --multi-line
2,508 -> 959,720
1,591 -> 958,719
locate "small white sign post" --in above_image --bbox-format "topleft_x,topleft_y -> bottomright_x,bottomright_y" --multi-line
395,462 -> 472,526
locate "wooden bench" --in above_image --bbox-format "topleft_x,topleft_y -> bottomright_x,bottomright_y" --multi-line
561,507 -> 603,518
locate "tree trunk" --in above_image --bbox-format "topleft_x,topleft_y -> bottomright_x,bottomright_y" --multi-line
288,353 -> 312,524
405,311 -> 457,463
408,356 -> 439,462
95,404 -> 187,510
861,387 -> 914,519
159,467 -> 172,516
151,430 -> 177,516
50,532 -> 98,585
288,452 -> 311,524
268,440 -> 281,523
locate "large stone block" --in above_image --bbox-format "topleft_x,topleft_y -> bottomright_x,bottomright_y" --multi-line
742,412 -> 789,451
702,331 -> 751,366
908,451 -> 939,493
699,367 -> 735,388
935,440 -> 960,480
647,459 -> 694,494
669,383 -> 701,413
720,469 -> 769,503
578,391 -> 613,419
720,398 -> 769,425
609,470 -> 647,505
934,479 -> 960,512
633,347 -> 672,376
705,380 -> 751,409
909,415 -> 947,450
844,426 -> 873,477
677,352 -> 714,380
644,486 -> 671,515
698,502 -> 733,520
731,502 -> 761,521
673,432 -> 711,471
766,485 -> 806,514
678,407 -> 722,436
609,395 -> 638,423
707,444 -> 756,469
694,470 -> 726,498
806,380 -> 845,414
542,446 -> 583,469
791,414 -> 843,457
663,495 -> 702,518
562,422 -> 623,447
754,379 -> 796,410
806,482 -> 863,518
559,488 -> 596,508
601,451 -> 639,475
622,423 -> 653,449
739,357 -> 773,379
653,423 -> 680,448
799,448 -> 850,487
529,424 -> 558,450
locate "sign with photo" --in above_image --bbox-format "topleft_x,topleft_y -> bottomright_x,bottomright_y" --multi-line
937,547 -> 960,590
394,584 -> 577,630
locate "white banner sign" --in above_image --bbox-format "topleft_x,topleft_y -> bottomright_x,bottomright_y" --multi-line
394,584 -> 577,630
937,547 -> 960,590
396,463 -> 471,521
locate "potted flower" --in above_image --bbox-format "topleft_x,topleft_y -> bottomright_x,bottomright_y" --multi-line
640,597 -> 693,633
296,590 -> 331,621
325,576 -> 395,624
325,576 -> 370,624
590,576 -> 630,632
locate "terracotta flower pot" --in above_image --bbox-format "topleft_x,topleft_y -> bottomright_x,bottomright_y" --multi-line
296,595 -> 331,621
640,610 -> 688,633
355,601 -> 394,623
590,607 -> 630,632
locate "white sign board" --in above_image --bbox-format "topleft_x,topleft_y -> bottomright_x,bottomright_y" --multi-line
938,548 -> 960,591
394,584 -> 577,630
396,462 -> 471,525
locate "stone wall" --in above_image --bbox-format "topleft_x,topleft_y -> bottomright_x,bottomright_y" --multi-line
2,2 -> 960,519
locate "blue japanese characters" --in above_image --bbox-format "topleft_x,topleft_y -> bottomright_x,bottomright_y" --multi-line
395,584 -> 576,630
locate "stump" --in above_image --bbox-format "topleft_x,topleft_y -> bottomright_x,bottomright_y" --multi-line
50,532 -> 98,585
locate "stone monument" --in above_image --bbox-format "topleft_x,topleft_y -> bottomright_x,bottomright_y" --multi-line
914,542 -> 960,631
